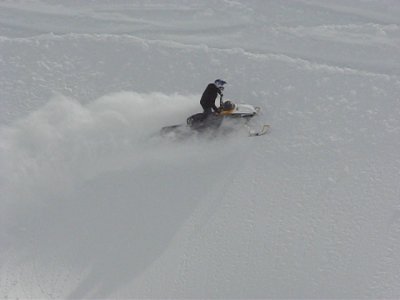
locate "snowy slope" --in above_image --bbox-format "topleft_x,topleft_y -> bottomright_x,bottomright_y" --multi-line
1,1 -> 400,298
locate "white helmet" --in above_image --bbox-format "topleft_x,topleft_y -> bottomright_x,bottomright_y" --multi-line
214,79 -> 227,90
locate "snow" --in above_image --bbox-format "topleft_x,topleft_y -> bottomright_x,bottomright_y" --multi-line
1,0 -> 400,298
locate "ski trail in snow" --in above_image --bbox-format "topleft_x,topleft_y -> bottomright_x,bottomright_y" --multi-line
2,32 -> 398,80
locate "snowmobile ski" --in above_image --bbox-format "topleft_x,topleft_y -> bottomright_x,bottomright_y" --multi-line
247,124 -> 271,137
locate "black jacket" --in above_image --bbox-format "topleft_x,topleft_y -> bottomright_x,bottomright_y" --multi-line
200,83 -> 222,112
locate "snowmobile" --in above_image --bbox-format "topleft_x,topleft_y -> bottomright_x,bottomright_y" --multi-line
160,96 -> 270,138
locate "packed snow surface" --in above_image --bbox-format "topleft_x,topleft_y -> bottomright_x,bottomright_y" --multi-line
1,0 -> 400,298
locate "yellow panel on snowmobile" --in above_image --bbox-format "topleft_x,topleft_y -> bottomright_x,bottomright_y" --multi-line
219,109 -> 235,115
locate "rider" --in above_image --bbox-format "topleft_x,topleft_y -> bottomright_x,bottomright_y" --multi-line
200,79 -> 227,115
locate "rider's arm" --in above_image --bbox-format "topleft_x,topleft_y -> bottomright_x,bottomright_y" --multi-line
212,103 -> 219,112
